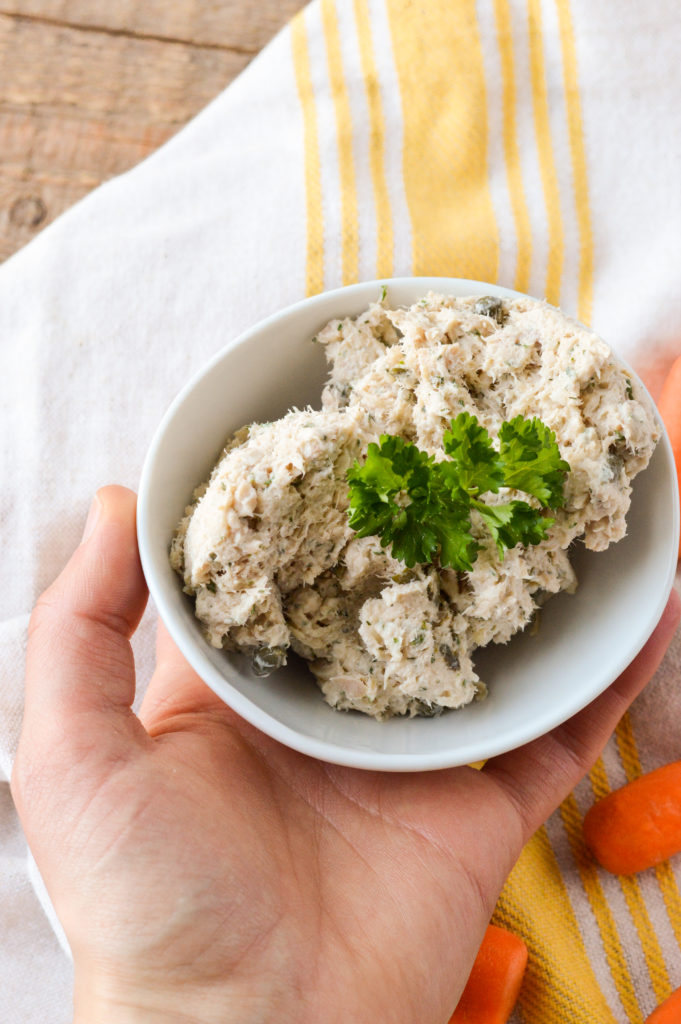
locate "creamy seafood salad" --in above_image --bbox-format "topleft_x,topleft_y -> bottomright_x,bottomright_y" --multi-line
171,292 -> 658,719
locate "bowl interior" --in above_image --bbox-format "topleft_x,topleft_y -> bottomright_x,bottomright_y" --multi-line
137,278 -> 679,770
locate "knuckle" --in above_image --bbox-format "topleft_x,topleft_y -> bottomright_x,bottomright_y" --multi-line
10,742 -> 48,813
28,588 -> 62,647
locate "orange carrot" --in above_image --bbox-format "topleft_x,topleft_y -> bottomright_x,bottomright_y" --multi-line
449,924 -> 528,1024
657,352 -> 681,559
583,761 -> 681,874
645,985 -> 681,1023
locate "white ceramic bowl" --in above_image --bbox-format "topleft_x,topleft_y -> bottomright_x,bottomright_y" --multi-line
137,278 -> 679,771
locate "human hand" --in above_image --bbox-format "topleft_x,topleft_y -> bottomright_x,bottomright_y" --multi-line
11,486 -> 680,1024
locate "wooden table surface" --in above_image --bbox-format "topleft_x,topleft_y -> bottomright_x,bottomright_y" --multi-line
0,0 -> 305,263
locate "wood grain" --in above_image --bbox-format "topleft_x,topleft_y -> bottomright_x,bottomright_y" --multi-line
0,1 -> 305,262
0,0 -> 305,51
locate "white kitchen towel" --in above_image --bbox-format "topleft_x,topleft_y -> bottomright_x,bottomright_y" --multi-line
2,1 -> 681,1022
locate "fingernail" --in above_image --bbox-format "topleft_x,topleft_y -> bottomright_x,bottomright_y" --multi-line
81,494 -> 102,544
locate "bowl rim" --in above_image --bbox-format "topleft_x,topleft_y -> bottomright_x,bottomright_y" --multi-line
137,277 -> 680,771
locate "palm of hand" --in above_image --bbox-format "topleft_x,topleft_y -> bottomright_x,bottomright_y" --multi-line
37,649 -> 522,1023
12,487 -> 679,1024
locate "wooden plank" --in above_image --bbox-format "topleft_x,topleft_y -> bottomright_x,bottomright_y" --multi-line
0,1 -> 306,262
0,0 -> 305,52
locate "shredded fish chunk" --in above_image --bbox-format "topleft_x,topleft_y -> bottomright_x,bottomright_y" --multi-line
171,293 -> 658,719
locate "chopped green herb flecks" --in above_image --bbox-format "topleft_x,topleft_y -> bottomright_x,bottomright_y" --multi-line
346,412 -> 569,570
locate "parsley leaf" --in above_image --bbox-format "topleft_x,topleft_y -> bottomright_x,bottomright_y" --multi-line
347,412 -> 569,570
428,502 -> 480,572
472,499 -> 554,559
498,416 -> 570,507
347,436 -> 443,567
442,412 -> 503,496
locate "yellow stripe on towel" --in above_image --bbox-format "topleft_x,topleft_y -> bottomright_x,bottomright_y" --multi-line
291,12 -> 325,297
618,873 -> 672,1006
321,0 -> 359,286
527,0 -> 563,305
615,713 -> 677,1001
353,0 -> 394,279
385,0 -> 499,282
495,825 -> 618,1023
655,860 -> 681,952
553,0 -> 594,324
492,0 -> 533,294
561,782 -> 644,1023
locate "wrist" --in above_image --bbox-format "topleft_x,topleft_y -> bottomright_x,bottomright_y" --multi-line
73,972 -> 280,1024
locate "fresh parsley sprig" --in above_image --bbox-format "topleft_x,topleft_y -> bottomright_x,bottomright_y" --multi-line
346,413 -> 570,571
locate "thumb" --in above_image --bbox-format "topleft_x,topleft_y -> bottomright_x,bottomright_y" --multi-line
482,589 -> 681,840
14,486 -> 150,797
